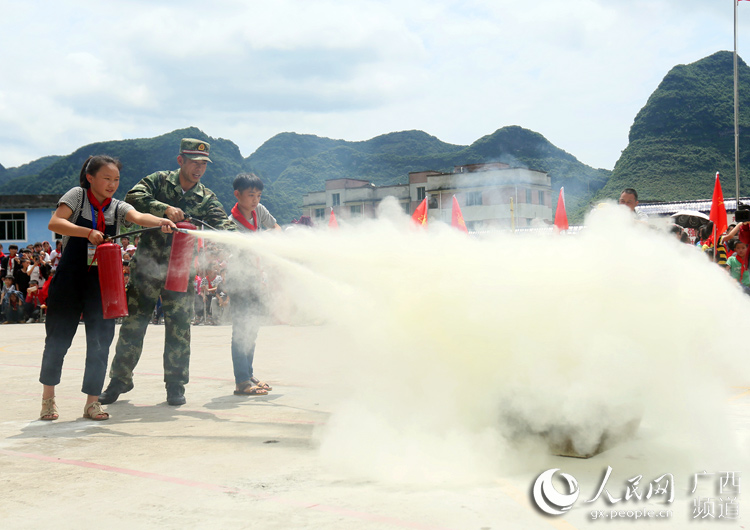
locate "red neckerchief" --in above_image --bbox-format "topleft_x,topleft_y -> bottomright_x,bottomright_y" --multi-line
86,189 -> 111,232
231,203 -> 257,231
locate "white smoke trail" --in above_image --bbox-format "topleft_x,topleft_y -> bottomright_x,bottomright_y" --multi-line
200,199 -> 750,484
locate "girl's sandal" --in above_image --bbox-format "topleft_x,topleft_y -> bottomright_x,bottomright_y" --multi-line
83,401 -> 110,421
40,397 -> 59,421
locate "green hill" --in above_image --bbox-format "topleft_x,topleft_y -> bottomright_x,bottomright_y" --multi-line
598,51 -> 750,203
0,155 -> 62,187
1,127 -> 608,224
0,128 -> 246,216
259,127 -> 609,222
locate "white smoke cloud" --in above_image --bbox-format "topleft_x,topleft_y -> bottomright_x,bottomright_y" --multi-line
201,200 -> 750,485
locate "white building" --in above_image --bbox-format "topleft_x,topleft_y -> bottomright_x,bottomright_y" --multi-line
301,162 -> 553,230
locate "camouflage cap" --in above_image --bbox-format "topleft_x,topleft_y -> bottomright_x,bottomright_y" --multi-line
179,138 -> 212,162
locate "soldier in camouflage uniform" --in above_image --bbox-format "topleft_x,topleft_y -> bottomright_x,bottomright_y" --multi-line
99,138 -> 235,406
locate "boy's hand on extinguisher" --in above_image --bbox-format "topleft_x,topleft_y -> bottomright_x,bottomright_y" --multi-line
88,229 -> 105,245
159,219 -> 177,234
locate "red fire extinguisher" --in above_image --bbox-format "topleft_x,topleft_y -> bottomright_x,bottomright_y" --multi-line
165,221 -> 197,292
96,242 -> 129,319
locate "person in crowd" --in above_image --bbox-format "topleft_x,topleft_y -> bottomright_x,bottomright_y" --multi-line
42,241 -> 53,262
192,272 -> 205,325
2,276 -> 24,324
699,222 -> 728,268
26,253 -> 46,288
726,238 -> 750,294
119,236 -> 130,258
1,244 -> 20,280
33,242 -> 49,263
99,138 -> 235,407
14,257 -> 30,297
1,275 -> 11,305
202,264 -> 223,325
38,155 -> 175,422
212,280 -> 229,325
25,280 -> 41,323
618,188 -> 648,221
38,267 -> 53,319
48,240 -> 63,271
225,173 -> 280,396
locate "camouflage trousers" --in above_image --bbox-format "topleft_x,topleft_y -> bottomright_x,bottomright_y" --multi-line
108,264 -> 193,388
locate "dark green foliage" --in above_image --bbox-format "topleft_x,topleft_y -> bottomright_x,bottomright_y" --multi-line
0,155 -> 62,187
256,127 -> 608,222
0,127 -> 245,216
597,51 -> 750,205
0,127 -> 607,224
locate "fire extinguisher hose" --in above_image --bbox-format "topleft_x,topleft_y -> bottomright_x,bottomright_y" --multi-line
105,226 -> 163,242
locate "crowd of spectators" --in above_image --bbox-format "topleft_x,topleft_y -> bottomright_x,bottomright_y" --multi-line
682,213 -> 750,295
191,241 -> 231,326
0,234 -> 242,327
1,241 -> 55,324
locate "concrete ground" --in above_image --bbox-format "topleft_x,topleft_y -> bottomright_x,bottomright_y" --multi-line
1,322 -> 747,529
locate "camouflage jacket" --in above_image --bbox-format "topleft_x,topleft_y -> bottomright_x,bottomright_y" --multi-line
126,169 -> 235,277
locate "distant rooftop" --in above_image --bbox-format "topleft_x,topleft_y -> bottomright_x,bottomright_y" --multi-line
635,198 -> 750,216
0,194 -> 61,209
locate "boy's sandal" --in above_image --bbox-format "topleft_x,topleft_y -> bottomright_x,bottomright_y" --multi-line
250,377 -> 272,391
83,401 -> 110,421
40,397 -> 59,421
234,382 -> 268,396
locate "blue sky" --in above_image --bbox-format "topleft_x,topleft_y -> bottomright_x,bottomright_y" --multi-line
0,0 -> 742,170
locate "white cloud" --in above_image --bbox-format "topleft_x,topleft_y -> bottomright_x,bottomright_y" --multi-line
0,0 -> 746,172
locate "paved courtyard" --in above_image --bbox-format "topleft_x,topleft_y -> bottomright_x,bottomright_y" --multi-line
1,322 -> 748,529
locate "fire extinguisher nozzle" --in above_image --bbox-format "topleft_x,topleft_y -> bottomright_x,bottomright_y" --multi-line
174,228 -> 191,234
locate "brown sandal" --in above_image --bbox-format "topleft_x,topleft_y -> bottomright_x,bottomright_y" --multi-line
234,381 -> 268,396
250,376 -> 272,391
40,397 -> 59,421
83,401 -> 110,421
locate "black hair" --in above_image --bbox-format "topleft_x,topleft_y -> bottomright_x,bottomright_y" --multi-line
79,155 -> 123,188
621,188 -> 638,200
40,263 -> 51,281
8,244 -> 18,251
233,173 -> 264,192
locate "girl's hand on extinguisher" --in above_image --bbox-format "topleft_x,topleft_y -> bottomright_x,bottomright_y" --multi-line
159,219 -> 177,234
88,229 -> 105,245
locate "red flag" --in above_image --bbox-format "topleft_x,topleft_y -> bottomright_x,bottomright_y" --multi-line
451,196 -> 468,233
709,172 -> 727,238
554,187 -> 569,232
412,198 -> 427,226
329,208 -> 339,229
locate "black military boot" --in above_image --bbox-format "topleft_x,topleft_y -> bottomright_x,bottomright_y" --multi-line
99,379 -> 133,405
166,383 -> 186,406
